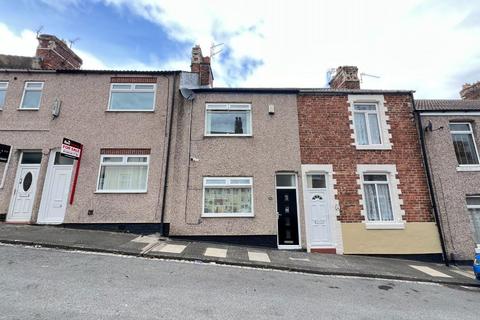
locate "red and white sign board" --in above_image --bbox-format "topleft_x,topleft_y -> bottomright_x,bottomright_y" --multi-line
61,138 -> 82,160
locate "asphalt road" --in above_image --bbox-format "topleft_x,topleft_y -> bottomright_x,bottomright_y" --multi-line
0,244 -> 478,320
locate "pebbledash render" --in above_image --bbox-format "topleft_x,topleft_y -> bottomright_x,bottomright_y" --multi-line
296,67 -> 442,257
164,88 -> 304,248
0,34 -> 183,229
416,83 -> 480,262
0,70 -> 179,226
0,34 -> 445,258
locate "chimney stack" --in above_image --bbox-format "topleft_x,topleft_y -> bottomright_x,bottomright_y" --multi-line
329,66 -> 360,90
460,81 -> 480,100
36,34 -> 82,70
191,45 -> 213,87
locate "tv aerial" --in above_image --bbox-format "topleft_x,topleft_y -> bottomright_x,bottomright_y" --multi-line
210,43 -> 224,59
360,72 -> 381,83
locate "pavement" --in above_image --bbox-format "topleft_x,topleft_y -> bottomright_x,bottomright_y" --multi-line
0,223 -> 478,287
1,245 -> 478,320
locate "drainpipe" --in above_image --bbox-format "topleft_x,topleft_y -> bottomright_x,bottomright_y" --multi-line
411,93 -> 449,266
159,73 -> 178,236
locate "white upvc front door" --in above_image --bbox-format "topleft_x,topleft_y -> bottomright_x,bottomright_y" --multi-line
7,152 -> 42,222
38,151 -> 74,224
306,188 -> 333,247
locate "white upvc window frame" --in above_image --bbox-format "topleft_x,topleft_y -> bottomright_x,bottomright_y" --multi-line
357,164 -> 405,229
107,83 -> 157,112
0,81 -> 8,110
202,177 -> 254,217
95,154 -> 150,193
19,81 -> 44,110
348,95 -> 392,150
449,122 -> 480,168
362,174 -> 393,221
204,103 -> 252,137
466,196 -> 480,244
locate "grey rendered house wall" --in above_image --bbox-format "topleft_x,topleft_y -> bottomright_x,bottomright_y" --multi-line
0,71 -> 177,224
165,92 -> 305,244
422,115 -> 480,261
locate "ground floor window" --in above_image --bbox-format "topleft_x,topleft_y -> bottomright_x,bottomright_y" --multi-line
203,177 -> 253,217
357,164 -> 404,229
363,174 -> 394,222
96,155 -> 149,193
466,197 -> 480,244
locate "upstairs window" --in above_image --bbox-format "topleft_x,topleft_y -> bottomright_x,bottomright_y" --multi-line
205,104 -> 252,136
449,123 -> 479,165
362,174 -> 394,222
0,82 -> 7,109
20,82 -> 43,110
97,155 -> 149,193
353,104 -> 382,146
108,83 -> 156,111
466,197 -> 480,244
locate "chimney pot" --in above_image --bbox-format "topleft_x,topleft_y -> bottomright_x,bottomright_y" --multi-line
190,45 -> 213,87
35,34 -> 82,70
460,81 -> 480,100
329,66 -> 360,89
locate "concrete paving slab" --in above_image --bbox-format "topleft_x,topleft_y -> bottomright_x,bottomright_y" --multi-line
154,244 -> 186,254
410,265 -> 452,278
131,235 -> 159,244
205,248 -> 227,258
452,269 -> 476,279
248,251 -> 271,263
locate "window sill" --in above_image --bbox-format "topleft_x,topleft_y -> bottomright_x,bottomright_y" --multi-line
355,144 -> 392,150
17,108 -> 40,111
94,191 -> 148,194
106,109 -> 155,112
365,222 -> 405,230
456,165 -> 480,172
204,134 -> 253,138
202,213 -> 254,218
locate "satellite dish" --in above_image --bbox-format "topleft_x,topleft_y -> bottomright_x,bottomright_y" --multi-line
180,88 -> 195,101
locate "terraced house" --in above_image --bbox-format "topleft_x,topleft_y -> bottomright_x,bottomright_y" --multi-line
296,67 -> 443,258
0,34 -> 445,260
0,34 -> 183,232
416,82 -> 480,262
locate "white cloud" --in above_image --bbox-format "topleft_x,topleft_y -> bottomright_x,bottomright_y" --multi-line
5,0 -> 480,97
99,0 -> 480,98
0,24 -> 37,56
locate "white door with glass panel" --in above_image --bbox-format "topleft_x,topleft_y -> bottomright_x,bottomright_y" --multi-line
305,174 -> 333,247
7,152 -> 42,222
38,151 -> 74,224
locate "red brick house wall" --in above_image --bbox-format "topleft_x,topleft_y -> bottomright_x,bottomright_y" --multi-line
297,93 -> 433,224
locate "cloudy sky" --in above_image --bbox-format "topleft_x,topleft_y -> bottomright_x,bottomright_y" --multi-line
0,0 -> 479,98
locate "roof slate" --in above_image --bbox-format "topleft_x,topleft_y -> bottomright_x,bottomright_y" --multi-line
192,87 -> 414,94
415,99 -> 480,111
0,54 -> 38,69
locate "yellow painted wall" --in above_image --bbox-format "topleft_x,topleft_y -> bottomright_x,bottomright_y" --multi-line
341,222 -> 442,254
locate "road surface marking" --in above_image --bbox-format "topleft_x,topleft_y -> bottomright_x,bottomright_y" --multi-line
248,252 -> 271,263
204,248 -> 227,258
452,269 -> 475,279
409,265 -> 452,278
154,244 -> 186,254
289,257 -> 310,262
